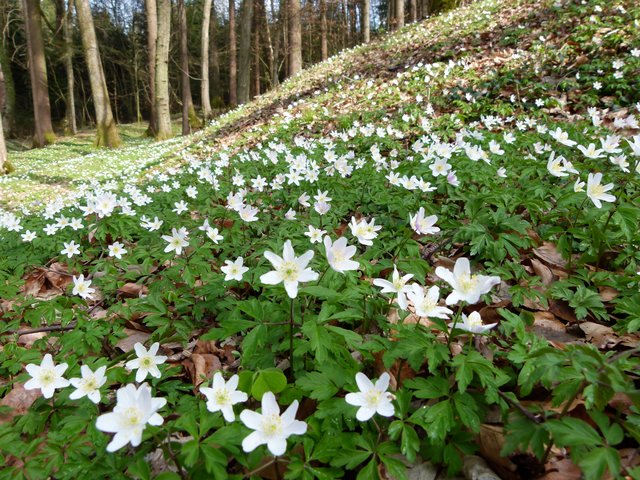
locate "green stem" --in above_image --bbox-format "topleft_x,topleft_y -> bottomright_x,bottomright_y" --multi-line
446,303 -> 465,354
289,297 -> 295,382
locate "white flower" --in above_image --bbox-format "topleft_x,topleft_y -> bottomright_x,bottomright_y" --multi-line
240,391 -> 307,456
173,200 -> 189,214
574,179 -> 586,192
61,240 -> 81,258
69,365 -> 107,404
429,158 -> 451,177
324,236 -> 359,273
373,265 -> 413,310
72,274 -> 95,300
547,152 -> 568,177
449,311 -> 497,334
304,225 -> 326,244
349,217 -> 382,246
206,227 -> 224,244
407,284 -> 453,319
260,240 -> 318,298
239,205 -> 259,222
577,143 -> 604,159
313,201 -> 331,215
125,342 -> 168,382
221,257 -> 249,281
586,172 -> 616,208
21,230 -> 37,242
409,208 -> 439,235
162,227 -> 189,255
24,354 -> 70,399
200,372 -> 248,422
108,242 -> 127,259
345,372 -> 395,421
549,127 -> 577,147
497,167 -> 507,178
285,209 -> 297,220
435,257 -> 501,305
298,192 -> 311,207
96,383 -> 166,452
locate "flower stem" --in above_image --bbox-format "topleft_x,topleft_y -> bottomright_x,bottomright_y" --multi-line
289,297 -> 295,382
446,303 -> 464,354
274,456 -> 283,480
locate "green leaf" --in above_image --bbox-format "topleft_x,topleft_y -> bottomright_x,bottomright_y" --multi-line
421,400 -> 454,442
405,376 -> 449,399
251,368 -> 287,400
545,418 -> 602,448
297,371 -> 339,400
356,458 -> 379,480
578,447 -> 621,480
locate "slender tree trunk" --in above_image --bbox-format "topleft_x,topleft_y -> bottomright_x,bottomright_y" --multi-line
22,0 -> 56,147
63,0 -> 76,134
348,0 -> 356,46
74,0 -> 121,147
228,0 -> 237,106
201,0 -> 213,123
270,0 -> 281,86
409,0 -> 417,22
0,37 -> 15,136
261,0 -> 275,88
237,0 -> 252,104
146,0 -> 158,135
320,0 -> 328,59
0,63 -> 10,174
178,0 -> 196,134
362,0 -> 370,42
209,0 -> 221,103
288,0 -> 302,76
395,0 -> 404,30
155,0 -> 172,140
251,0 -> 260,98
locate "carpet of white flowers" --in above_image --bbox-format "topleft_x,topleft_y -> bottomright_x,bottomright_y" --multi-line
1,0 -> 640,479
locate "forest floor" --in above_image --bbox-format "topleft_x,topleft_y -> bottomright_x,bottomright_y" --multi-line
1,122 -> 187,211
1,0 -> 640,479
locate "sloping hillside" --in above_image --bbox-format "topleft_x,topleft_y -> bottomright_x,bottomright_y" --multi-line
1,0 -> 639,479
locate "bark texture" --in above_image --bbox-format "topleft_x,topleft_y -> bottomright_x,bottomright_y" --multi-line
155,0 -> 172,140
228,0 -> 237,106
320,0 -> 328,59
23,0 -> 56,147
288,0 -> 302,76
146,0 -> 158,135
395,0 -> 405,29
0,110 -> 8,174
178,0 -> 196,135
362,0 -> 370,43
75,0 -> 121,147
237,0 -> 253,104
201,0 -> 213,122
63,0 -> 76,134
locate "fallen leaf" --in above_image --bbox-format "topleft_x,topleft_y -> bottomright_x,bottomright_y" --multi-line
530,259 -> 554,286
117,283 -> 149,298
115,328 -> 151,352
183,353 -> 222,387
533,242 -> 567,269
0,383 -> 41,425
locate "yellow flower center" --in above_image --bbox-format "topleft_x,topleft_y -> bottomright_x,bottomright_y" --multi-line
279,261 -> 300,282
123,407 -> 144,427
588,184 -> 604,197
458,274 -> 479,294
262,414 -> 283,437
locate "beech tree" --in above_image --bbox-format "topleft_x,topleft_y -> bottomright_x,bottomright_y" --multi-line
22,0 -> 56,147
155,0 -> 172,140
146,0 -> 158,135
237,0 -> 253,104
288,0 -> 302,76
178,0 -> 197,135
75,0 -> 121,147
63,0 -> 76,134
229,0 -> 237,106
201,0 -> 213,122
0,112 -> 8,175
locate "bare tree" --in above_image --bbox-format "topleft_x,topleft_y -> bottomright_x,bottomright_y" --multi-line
75,0 -> 121,147
22,0 -> 56,147
146,0 -> 158,135
362,0 -> 370,43
409,0 -> 417,23
0,63 -> 8,174
209,0 -> 221,104
288,0 -> 301,76
395,0 -> 404,29
320,0 -> 328,59
228,0 -> 237,106
155,0 -> 172,140
63,0 -> 76,134
178,0 -> 196,135
201,0 -> 213,123
237,0 -> 252,104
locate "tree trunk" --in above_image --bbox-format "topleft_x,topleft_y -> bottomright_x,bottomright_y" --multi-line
74,0 -> 121,147
261,0 -> 275,88
201,0 -> 213,123
0,38 -> 15,136
237,0 -> 252,104
209,0 -> 221,103
178,0 -> 196,135
348,0 -> 356,46
395,0 -> 404,30
320,0 -> 328,59
288,0 -> 302,76
0,63 -> 10,174
63,0 -> 76,134
146,0 -> 158,135
155,0 -> 172,140
251,0 -> 260,98
362,0 -> 370,42
409,0 -> 417,23
22,0 -> 56,147
228,0 -> 237,106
